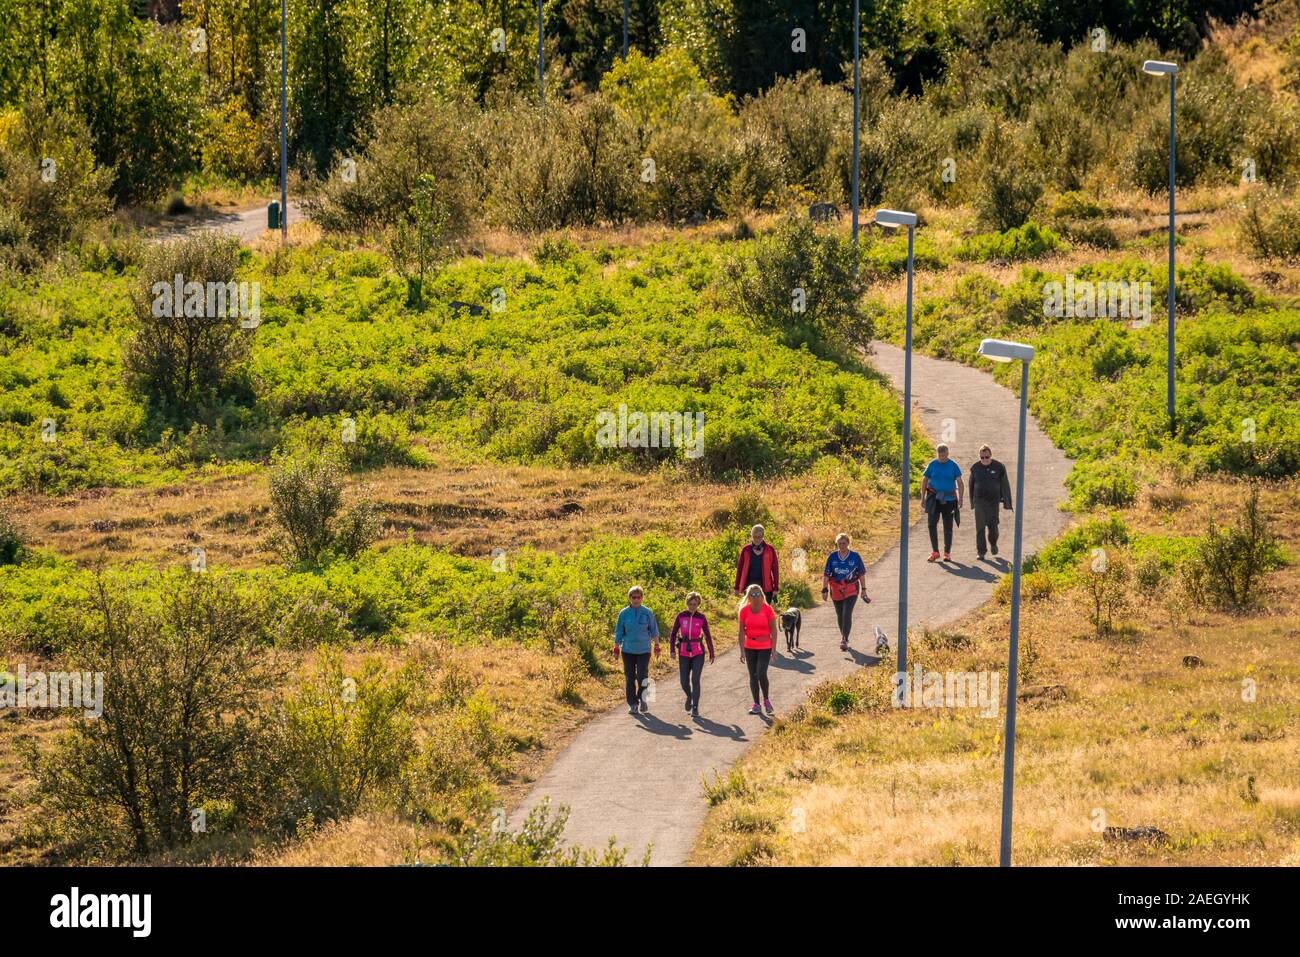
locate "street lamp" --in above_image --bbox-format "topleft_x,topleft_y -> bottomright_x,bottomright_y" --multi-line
977,337 -> 1035,868
1143,59 -> 1178,434
538,0 -> 545,104
875,208 -> 918,696
851,0 -> 861,250
623,0 -> 629,60
279,0 -> 287,245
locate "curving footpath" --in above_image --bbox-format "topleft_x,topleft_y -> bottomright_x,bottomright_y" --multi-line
509,341 -> 1073,865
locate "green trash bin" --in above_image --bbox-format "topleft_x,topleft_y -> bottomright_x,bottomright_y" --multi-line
267,201 -> 281,230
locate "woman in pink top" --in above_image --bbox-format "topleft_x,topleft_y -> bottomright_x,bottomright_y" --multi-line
670,592 -> 715,718
737,584 -> 778,716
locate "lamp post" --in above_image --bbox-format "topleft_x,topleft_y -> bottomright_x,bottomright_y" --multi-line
279,0 -> 287,245
851,0 -> 860,250
875,208 -> 918,694
623,0 -> 629,60
538,0 -> 545,104
1143,59 -> 1178,434
977,337 -> 1035,868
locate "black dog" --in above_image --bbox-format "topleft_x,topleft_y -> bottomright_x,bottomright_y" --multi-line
780,607 -> 802,652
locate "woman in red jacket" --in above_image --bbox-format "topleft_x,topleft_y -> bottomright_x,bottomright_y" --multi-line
733,524 -> 779,605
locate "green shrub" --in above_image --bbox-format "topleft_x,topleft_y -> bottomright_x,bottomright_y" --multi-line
268,454 -> 378,565
725,214 -> 870,352
274,647 -> 420,822
975,122 -> 1044,231
0,99 -> 112,257
122,233 -> 249,415
26,573 -> 281,859
1239,191 -> 1300,261
0,512 -> 25,565
1184,484 -> 1283,611
954,222 -> 1062,261
306,92 -> 477,238
1078,547 -> 1131,637
1067,461 -> 1138,509
273,595 -> 351,647
436,798 -> 632,866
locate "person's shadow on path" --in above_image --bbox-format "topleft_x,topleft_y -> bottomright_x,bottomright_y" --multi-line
938,559 -> 1000,583
689,715 -> 747,740
631,712 -> 694,740
771,653 -> 814,675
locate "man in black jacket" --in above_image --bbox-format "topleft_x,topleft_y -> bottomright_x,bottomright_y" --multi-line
968,444 -> 1013,560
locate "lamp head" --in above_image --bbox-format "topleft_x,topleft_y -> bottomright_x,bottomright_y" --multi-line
1142,60 -> 1178,76
873,208 -> 918,229
977,338 -> 1035,363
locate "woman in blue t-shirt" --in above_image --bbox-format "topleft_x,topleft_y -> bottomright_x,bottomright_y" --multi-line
921,443 -> 965,562
821,533 -> 870,652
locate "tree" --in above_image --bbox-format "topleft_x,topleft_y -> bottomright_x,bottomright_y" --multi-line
387,172 -> 453,305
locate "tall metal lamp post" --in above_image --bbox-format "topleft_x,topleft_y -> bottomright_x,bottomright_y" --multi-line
976,337 -> 1035,867
874,208 -> 918,694
1143,59 -> 1178,434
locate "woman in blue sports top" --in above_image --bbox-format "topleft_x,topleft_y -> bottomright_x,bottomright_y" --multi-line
821,533 -> 870,652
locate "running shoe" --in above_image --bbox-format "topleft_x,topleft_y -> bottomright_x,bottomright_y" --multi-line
639,698 -> 648,713
763,699 -> 774,716
928,551 -> 939,562
628,704 -> 637,715
839,639 -> 848,652
684,695 -> 692,713
748,703 -> 762,716
943,552 -> 951,562
691,707 -> 700,718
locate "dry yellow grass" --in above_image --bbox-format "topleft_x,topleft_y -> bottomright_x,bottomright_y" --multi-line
692,479 -> 1300,866
3,453 -> 897,571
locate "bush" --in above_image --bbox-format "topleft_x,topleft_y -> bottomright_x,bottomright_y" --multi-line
1239,191 -> 1300,261
1185,484 -> 1283,611
1067,461 -> 1139,509
954,222 -> 1062,261
436,799 -> 631,866
273,595 -> 352,647
268,455 -> 378,565
306,93 -> 477,239
27,573 -> 281,859
726,215 -> 870,352
1079,547 -> 1131,637
122,233 -> 249,415
274,647 -> 420,822
0,511 -> 26,565
975,122 -> 1044,231
0,99 -> 113,257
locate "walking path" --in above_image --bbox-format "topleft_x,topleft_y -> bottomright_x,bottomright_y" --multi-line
152,199 -> 304,244
509,341 -> 1073,865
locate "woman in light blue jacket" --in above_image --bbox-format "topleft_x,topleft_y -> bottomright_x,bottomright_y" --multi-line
614,585 -> 660,715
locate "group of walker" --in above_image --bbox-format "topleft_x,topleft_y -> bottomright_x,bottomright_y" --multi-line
611,445 -> 1014,720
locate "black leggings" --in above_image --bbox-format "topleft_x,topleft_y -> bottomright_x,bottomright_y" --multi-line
928,499 -> 957,553
833,597 -> 856,640
678,654 -> 704,708
744,647 -> 771,703
621,651 -> 650,706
